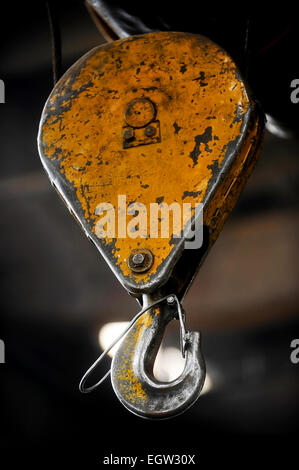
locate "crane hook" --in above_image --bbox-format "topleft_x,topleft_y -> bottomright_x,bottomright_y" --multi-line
111,294 -> 206,419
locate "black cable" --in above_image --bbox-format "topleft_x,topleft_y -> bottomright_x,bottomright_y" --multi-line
46,1 -> 62,85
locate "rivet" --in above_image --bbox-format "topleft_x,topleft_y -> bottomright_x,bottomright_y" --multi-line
145,125 -> 156,137
123,128 -> 134,141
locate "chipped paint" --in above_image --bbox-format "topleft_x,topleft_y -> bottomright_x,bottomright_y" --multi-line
112,310 -> 154,404
38,31 -> 263,295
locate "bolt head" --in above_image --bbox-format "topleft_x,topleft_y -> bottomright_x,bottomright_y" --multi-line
128,249 -> 154,273
167,296 -> 176,305
132,252 -> 145,266
145,125 -> 156,137
123,128 -> 134,141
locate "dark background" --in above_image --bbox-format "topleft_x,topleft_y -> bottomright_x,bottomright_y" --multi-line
0,2 -> 299,467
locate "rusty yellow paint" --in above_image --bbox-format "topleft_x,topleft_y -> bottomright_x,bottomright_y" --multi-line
39,31 -> 263,293
204,117 -> 262,245
113,310 -> 154,403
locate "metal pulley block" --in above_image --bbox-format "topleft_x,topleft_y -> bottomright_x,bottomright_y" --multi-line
38,31 -> 264,419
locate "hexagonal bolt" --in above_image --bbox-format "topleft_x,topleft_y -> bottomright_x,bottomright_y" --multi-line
132,252 -> 145,266
128,249 -> 154,273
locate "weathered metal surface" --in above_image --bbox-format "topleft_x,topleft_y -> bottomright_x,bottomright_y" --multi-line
111,295 -> 205,419
38,31 -> 264,296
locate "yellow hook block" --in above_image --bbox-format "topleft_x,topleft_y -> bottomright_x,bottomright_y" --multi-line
39,31 -> 264,296
39,31 -> 264,420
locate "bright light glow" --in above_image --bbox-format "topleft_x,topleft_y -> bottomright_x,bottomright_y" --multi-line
153,346 -> 185,382
154,346 -> 213,394
98,322 -> 129,357
98,323 -> 213,394
265,114 -> 290,139
201,372 -> 212,395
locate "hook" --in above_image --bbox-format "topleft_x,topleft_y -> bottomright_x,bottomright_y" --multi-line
111,294 -> 206,419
